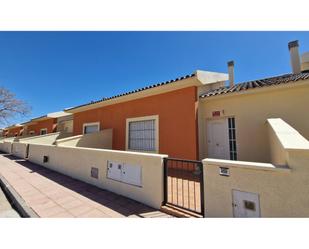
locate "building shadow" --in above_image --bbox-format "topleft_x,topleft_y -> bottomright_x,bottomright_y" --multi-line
2,154 -> 21,160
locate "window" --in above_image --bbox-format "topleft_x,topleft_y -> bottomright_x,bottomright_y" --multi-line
228,117 -> 237,160
83,122 -> 100,134
40,128 -> 47,135
126,115 -> 158,152
29,131 -> 35,135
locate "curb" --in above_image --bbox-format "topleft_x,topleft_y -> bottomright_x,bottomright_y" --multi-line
0,174 -> 39,218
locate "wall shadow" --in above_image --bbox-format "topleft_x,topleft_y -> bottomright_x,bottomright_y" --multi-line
10,157 -> 159,217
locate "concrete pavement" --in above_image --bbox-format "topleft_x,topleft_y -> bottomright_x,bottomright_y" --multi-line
0,186 -> 20,218
0,153 -> 173,218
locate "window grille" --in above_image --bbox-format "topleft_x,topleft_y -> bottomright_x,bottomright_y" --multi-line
128,119 -> 156,151
228,117 -> 237,160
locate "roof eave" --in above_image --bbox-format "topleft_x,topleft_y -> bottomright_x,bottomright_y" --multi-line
31,116 -> 50,122
65,75 -> 200,114
200,79 -> 309,101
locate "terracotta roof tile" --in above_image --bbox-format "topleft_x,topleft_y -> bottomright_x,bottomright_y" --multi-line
200,72 -> 309,99
66,73 -> 195,111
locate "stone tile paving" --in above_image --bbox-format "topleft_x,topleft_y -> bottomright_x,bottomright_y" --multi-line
0,153 -> 173,218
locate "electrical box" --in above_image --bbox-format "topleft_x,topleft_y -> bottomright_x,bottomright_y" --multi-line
122,163 -> 142,187
106,161 -> 142,187
107,161 -> 122,182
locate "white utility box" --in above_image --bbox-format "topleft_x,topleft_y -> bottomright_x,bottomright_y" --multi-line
107,161 -> 122,182
122,163 -> 142,187
106,161 -> 142,187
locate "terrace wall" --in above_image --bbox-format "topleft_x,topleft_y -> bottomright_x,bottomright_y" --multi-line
55,129 -> 112,149
202,119 -> 309,217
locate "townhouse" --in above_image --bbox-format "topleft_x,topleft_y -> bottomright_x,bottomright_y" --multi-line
65,71 -> 228,160
1,39 -> 309,217
64,40 -> 309,163
1,40 -> 308,164
198,41 -> 309,163
23,111 -> 73,136
2,124 -> 23,137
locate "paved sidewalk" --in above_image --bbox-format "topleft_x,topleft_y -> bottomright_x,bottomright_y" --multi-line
0,154 -> 172,218
0,186 -> 20,217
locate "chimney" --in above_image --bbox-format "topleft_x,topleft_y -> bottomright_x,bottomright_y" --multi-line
227,60 -> 235,87
301,52 -> 309,73
288,40 -> 301,74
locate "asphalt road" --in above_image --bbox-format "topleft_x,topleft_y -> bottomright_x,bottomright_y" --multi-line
0,186 -> 20,218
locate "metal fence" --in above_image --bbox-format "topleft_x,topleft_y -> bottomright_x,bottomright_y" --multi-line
163,158 -> 204,216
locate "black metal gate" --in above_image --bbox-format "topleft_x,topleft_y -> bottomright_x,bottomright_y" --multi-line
163,158 -> 204,217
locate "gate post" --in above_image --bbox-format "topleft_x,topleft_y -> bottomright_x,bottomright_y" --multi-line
162,157 -> 168,206
199,161 -> 205,217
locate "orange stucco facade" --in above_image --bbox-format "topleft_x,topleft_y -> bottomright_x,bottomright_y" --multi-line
6,127 -> 23,137
73,86 -> 199,159
27,118 -> 57,135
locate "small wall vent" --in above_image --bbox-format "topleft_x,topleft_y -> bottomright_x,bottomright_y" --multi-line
219,167 -> 230,176
43,156 -> 49,163
91,167 -> 99,179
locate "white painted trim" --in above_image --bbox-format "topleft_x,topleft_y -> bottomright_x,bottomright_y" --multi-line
82,122 -> 100,134
40,128 -> 47,135
126,115 -> 159,153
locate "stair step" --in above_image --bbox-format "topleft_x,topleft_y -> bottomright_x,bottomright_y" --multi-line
160,204 -> 203,218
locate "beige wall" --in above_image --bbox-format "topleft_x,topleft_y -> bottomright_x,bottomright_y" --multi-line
55,129 -> 113,150
203,159 -> 292,217
199,81 -> 309,162
2,141 -> 13,154
27,144 -> 167,209
17,132 -> 70,145
57,119 -> 73,133
12,142 -> 28,159
267,118 -> 309,165
203,119 -> 309,217
268,124 -> 287,166
0,141 -> 5,152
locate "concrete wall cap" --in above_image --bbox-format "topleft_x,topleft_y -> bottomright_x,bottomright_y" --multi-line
30,143 -> 168,158
18,132 -> 61,141
267,118 -> 309,150
203,158 -> 291,172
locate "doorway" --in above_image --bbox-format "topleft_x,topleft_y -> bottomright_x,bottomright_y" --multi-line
206,118 -> 230,159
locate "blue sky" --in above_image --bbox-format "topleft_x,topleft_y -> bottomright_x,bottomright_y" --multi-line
1,31 -> 309,126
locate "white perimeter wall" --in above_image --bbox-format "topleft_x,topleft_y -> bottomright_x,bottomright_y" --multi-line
28,144 -> 167,209
12,142 -> 28,159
